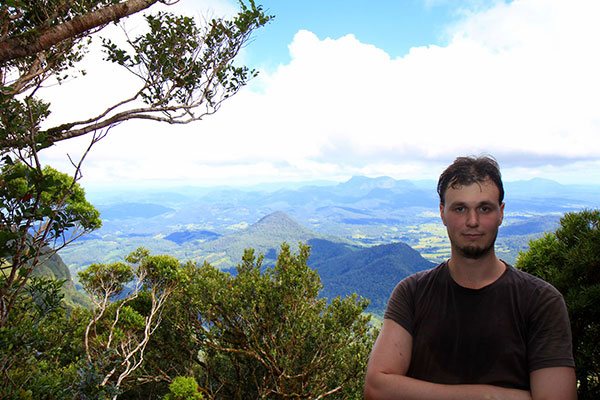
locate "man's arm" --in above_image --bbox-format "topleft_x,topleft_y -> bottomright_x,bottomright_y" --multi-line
364,319 -> 532,400
530,367 -> 577,400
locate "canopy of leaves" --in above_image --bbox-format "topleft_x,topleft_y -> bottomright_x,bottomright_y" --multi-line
0,160 -> 100,326
517,209 -> 600,399
1,0 -> 272,152
176,243 -> 375,399
0,275 -> 117,399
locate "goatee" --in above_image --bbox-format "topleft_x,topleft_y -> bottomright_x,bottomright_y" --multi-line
456,242 -> 495,259
452,230 -> 498,259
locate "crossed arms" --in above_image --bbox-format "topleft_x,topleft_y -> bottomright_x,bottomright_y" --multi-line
364,319 -> 577,400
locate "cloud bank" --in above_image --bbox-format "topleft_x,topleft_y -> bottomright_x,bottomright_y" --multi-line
41,0 -> 600,186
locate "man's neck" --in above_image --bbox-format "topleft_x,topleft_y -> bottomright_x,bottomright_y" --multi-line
447,252 -> 506,289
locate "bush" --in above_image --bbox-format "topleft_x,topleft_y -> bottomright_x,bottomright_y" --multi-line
517,209 -> 600,399
164,377 -> 203,400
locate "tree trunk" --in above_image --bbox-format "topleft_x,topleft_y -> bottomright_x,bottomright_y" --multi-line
0,0 -> 160,63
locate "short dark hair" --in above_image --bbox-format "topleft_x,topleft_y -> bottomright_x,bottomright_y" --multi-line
437,155 -> 504,205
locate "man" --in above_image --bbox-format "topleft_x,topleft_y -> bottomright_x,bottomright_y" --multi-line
364,156 -> 577,400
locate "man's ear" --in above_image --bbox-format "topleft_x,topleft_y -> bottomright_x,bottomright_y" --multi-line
498,202 -> 505,225
440,203 -> 446,226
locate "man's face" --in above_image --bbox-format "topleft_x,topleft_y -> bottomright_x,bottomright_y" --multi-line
440,179 -> 504,259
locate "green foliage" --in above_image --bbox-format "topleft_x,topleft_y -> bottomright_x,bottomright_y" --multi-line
101,1 -> 271,110
517,209 -> 600,399
2,243 -> 376,399
0,161 -> 101,256
164,377 -> 204,400
78,262 -> 133,302
140,254 -> 182,290
180,243 -> 374,399
0,0 -> 270,326
0,160 -> 101,326
0,0 -> 110,86
2,0 -> 272,151
0,276 -> 111,398
79,248 -> 185,396
0,0 -> 276,397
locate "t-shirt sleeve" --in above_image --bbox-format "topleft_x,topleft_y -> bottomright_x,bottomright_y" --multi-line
384,275 -> 416,335
527,285 -> 575,372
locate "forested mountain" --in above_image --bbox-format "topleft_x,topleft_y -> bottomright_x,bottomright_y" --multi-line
31,248 -> 90,309
309,239 -> 436,313
202,211 -> 330,264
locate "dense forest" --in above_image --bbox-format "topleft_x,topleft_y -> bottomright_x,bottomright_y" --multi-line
1,243 -> 375,398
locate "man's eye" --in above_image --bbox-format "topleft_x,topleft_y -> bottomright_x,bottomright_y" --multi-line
455,207 -> 464,212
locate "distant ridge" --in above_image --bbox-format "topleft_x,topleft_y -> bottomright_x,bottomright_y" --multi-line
312,241 -> 436,313
98,202 -> 174,219
201,211 -> 332,266
338,176 -> 417,192
164,230 -> 221,245
58,175 -> 600,299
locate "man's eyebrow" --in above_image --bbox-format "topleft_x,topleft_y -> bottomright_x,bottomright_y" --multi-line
447,201 -> 467,207
448,200 -> 497,207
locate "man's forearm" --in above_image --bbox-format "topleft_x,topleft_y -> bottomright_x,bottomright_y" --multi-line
364,371 -> 532,400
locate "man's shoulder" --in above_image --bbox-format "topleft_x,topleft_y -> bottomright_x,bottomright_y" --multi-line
503,263 -> 564,298
395,262 -> 448,293
404,261 -> 447,282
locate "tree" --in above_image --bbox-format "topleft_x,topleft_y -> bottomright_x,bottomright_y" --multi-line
178,243 -> 375,399
0,276 -> 103,399
0,161 -> 101,327
1,0 -> 271,147
79,248 -> 183,398
0,0 -> 271,325
516,209 -> 600,400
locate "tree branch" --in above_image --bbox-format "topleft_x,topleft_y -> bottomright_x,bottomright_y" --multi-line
0,0 -> 161,63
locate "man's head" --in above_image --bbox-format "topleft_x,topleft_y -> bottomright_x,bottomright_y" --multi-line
438,156 -> 505,260
437,156 -> 504,206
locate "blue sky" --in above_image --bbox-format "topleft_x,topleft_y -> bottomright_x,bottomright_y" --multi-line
244,0 -> 454,68
39,0 -> 600,187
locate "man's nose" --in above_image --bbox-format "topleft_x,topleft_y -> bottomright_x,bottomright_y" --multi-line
466,209 -> 479,227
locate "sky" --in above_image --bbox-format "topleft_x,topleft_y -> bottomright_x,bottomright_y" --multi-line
39,0 -> 600,188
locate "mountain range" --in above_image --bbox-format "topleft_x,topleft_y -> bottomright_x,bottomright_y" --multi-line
49,175 -> 598,313
47,209 -> 437,314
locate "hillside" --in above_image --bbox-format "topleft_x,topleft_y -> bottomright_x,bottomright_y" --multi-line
309,240 -> 436,313
32,248 -> 91,309
198,213 -> 436,314
39,210 -> 435,315
201,211 -> 335,266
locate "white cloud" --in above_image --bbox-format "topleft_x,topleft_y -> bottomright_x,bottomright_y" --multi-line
40,0 -> 600,186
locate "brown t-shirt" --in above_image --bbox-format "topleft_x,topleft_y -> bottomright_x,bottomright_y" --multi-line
384,262 -> 574,390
